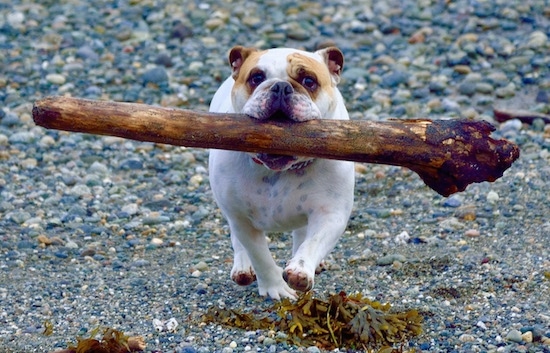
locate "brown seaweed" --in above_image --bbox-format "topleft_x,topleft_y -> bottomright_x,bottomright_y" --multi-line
47,327 -> 146,353
203,291 -> 422,352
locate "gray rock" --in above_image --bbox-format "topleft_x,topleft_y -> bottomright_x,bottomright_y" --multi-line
475,82 -> 494,94
8,131 -> 36,144
142,215 -> 171,225
376,254 -> 407,266
457,82 -> 477,96
0,112 -> 21,126
506,329 -> 523,343
381,70 -> 410,88
142,67 -> 169,86
76,45 -> 99,61
88,161 -> 109,175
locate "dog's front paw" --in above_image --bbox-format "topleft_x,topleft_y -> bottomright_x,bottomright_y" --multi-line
257,277 -> 297,300
231,267 -> 256,286
283,267 -> 314,292
315,260 -> 327,274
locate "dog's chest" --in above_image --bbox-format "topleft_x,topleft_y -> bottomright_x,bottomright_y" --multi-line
239,169 -> 319,231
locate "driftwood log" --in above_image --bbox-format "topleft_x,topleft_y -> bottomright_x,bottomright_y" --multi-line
494,108 -> 550,125
32,96 -> 519,197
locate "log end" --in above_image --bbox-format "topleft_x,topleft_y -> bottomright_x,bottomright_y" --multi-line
409,119 -> 520,197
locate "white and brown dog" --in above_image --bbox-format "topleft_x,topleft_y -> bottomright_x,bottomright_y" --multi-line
208,46 -> 355,299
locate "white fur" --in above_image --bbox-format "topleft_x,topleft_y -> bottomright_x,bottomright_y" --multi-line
208,48 -> 354,299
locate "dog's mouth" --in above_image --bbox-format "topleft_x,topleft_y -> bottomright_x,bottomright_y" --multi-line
268,110 -> 294,123
252,111 -> 313,171
252,111 -> 293,170
252,153 -> 298,171
250,110 -> 315,171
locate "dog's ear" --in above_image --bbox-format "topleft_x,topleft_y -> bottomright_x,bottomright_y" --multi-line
229,46 -> 258,79
316,47 -> 344,84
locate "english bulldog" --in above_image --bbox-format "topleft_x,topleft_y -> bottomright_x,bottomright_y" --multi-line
208,46 -> 355,299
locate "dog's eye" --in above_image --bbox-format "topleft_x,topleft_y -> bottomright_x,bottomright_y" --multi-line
248,72 -> 266,88
301,76 -> 318,91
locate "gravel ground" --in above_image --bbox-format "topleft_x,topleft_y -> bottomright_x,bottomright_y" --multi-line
1,0 -> 549,352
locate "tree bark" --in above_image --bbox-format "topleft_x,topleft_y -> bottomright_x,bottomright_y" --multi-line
493,108 -> 550,125
33,96 -> 519,197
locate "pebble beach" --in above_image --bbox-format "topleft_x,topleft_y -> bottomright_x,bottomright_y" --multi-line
1,0 -> 549,352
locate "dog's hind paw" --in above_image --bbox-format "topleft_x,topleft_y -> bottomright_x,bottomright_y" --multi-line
283,268 -> 313,292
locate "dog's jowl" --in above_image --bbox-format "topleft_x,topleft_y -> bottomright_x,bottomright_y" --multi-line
208,46 -> 355,299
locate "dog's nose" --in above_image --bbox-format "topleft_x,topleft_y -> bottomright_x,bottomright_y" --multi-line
270,81 -> 293,97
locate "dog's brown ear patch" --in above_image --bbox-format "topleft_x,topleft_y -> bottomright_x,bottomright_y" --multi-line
229,46 -> 258,79
317,47 -> 344,82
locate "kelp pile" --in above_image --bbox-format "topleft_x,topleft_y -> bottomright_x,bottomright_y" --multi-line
47,327 -> 146,353
203,291 -> 423,351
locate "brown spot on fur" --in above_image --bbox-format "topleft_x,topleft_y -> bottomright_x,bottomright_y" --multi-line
286,53 -> 335,102
228,46 -> 267,96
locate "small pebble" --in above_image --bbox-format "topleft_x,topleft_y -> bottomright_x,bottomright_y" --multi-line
376,254 -> 406,266
476,321 -> 487,330
499,119 -> 522,133
9,131 -> 35,144
88,161 -> 109,175
37,235 -> 52,245
45,73 -> 67,85
521,331 -> 533,343
121,203 -> 139,216
131,259 -> 150,267
151,237 -> 163,246
7,11 -> 25,27
443,195 -> 462,208
20,158 -> 37,169
1,112 -> 21,126
142,67 -> 169,86
394,231 -> 410,244
65,240 -> 79,249
263,338 -> 276,346
475,82 -> 494,94
526,30 -> 548,48
459,333 -> 476,342
453,65 -> 472,74
506,329 -> 523,343
458,82 -> 477,96
486,191 -> 500,204
194,261 -> 209,271
142,215 -> 171,225
39,135 -> 56,147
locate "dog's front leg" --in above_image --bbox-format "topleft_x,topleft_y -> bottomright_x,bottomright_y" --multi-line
292,227 -> 327,276
284,214 -> 348,292
228,220 -> 297,300
230,234 -> 257,286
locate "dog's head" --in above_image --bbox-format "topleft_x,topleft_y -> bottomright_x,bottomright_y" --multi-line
228,46 -> 344,171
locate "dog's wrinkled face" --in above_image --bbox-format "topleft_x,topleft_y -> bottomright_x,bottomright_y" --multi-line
228,46 -> 344,171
